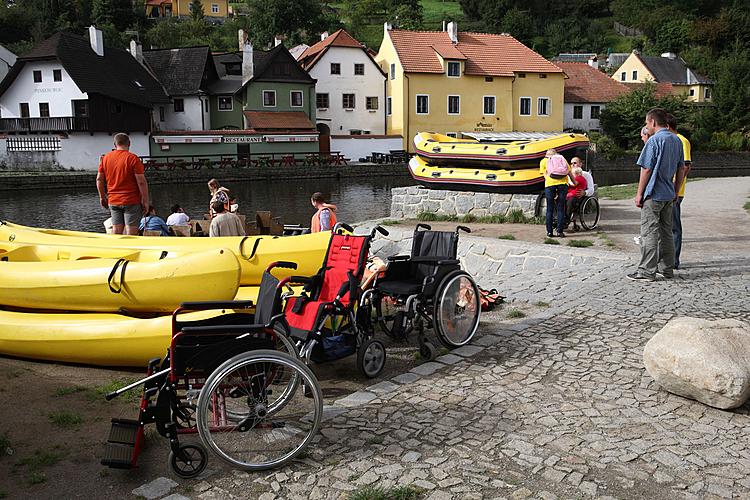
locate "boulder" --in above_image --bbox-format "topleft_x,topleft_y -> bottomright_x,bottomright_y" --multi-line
643,317 -> 750,409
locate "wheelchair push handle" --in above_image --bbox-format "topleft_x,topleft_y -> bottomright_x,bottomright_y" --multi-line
456,225 -> 471,234
267,261 -> 297,271
370,225 -> 389,238
333,222 -> 354,234
416,223 -> 432,231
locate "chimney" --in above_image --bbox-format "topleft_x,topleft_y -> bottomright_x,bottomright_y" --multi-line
239,30 -> 254,85
588,55 -> 599,70
274,36 -> 282,47
383,22 -> 392,36
686,67 -> 692,85
661,52 -> 677,60
320,31 -> 329,41
447,21 -> 458,44
129,39 -> 143,64
88,26 -> 104,57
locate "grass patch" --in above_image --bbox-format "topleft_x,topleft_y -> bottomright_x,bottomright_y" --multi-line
568,239 -> 594,248
16,448 -> 66,470
415,210 -> 543,225
89,378 -> 140,403
27,472 -> 46,485
506,308 -> 526,319
596,231 -> 616,248
349,484 -> 426,500
544,237 -> 560,245
744,200 -> 750,212
366,435 -> 384,445
380,219 -> 401,226
506,208 -> 527,223
53,386 -> 87,397
498,234 -> 516,240
534,301 -> 550,308
597,183 -> 638,200
48,410 -> 83,428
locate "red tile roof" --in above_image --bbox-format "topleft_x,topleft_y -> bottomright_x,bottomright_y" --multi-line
388,30 -> 562,76
432,44 -> 466,60
243,111 -> 315,131
297,29 -> 364,70
556,62 -> 630,103
623,82 -> 675,99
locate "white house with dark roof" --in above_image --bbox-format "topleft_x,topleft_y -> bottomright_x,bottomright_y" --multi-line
0,27 -> 168,169
297,29 -> 386,137
556,61 -> 629,132
0,45 -> 16,82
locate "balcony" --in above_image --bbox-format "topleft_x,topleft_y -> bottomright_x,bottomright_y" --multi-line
0,116 -> 90,133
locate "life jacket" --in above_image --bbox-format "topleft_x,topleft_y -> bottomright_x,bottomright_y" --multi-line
311,205 -> 337,232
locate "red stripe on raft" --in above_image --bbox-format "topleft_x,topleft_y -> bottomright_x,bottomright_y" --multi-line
415,141 -> 589,162
409,172 -> 544,187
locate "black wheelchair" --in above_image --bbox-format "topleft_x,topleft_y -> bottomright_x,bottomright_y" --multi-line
102,262 -> 323,477
369,224 -> 481,360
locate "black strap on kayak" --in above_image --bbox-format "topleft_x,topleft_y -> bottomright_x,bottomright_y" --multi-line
108,258 -> 129,294
239,237 -> 261,260
160,251 -> 168,260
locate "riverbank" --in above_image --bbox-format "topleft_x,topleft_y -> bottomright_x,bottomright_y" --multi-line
0,163 -> 410,191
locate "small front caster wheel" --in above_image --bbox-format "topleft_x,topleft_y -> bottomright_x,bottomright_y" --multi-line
169,443 -> 208,478
419,340 -> 437,361
357,338 -> 386,378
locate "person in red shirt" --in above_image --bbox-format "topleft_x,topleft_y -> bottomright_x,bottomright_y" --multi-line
565,162 -> 588,229
96,133 -> 149,235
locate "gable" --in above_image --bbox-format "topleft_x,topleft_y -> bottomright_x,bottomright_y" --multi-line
143,46 -> 214,96
253,45 -> 314,84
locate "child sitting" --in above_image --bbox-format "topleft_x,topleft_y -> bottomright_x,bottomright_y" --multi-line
566,166 -> 588,230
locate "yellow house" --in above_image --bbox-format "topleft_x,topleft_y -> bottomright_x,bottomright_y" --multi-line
375,22 -> 564,152
612,51 -> 713,103
145,0 -> 229,20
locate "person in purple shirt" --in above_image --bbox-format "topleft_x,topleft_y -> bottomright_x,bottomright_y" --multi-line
627,108 -> 686,282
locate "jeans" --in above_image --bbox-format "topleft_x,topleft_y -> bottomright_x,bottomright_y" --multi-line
545,184 -> 568,234
672,197 -> 683,268
637,198 -> 674,278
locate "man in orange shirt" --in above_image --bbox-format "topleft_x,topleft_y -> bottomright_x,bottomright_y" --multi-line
96,133 -> 149,235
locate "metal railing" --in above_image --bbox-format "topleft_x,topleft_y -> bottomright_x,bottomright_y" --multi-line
0,117 -> 90,133
139,151 -> 350,170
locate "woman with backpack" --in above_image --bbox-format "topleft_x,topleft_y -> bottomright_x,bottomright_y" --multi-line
539,149 -> 576,238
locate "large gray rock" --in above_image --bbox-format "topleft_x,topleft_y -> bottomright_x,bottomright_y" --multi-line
643,317 -> 750,409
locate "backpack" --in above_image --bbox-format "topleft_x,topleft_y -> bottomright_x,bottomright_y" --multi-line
478,287 -> 504,311
546,154 -> 569,179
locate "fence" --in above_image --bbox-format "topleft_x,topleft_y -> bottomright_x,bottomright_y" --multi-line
5,136 -> 61,152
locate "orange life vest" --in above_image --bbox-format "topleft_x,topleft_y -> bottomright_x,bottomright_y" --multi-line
311,207 -> 337,232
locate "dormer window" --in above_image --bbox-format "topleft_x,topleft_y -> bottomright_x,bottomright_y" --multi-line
447,61 -> 460,77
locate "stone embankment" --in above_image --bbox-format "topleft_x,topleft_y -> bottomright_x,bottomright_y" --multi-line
390,186 -> 542,219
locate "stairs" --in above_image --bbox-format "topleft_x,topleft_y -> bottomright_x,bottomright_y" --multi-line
101,418 -> 142,469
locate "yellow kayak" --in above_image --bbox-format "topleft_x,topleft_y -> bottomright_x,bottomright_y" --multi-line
0,307 -> 259,367
0,246 -> 240,313
408,156 -> 544,194
413,132 -> 589,169
0,221 -> 329,286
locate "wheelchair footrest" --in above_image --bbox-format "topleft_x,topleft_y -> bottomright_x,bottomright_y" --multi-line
101,418 -> 142,469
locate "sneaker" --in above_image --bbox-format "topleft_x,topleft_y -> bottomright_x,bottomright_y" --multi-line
556,232 -> 566,238
547,232 -> 554,238
627,272 -> 655,282
656,271 -> 674,279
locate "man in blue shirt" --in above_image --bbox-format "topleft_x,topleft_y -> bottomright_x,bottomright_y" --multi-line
139,206 -> 170,236
628,108 -> 686,282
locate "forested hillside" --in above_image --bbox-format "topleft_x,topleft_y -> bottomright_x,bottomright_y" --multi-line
1,0 -> 748,148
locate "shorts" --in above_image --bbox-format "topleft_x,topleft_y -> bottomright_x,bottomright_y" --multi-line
110,204 -> 142,227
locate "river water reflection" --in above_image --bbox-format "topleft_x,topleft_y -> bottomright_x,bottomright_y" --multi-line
0,176 -> 413,232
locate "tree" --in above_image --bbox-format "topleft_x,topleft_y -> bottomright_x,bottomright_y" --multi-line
500,7 -> 533,44
91,0 -> 113,26
245,0 -> 330,47
393,2 -> 423,30
190,0 -> 205,20
710,43 -> 750,133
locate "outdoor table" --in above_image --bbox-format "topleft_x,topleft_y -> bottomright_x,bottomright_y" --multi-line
144,159 -> 159,171
280,154 -> 297,167
194,158 -> 211,170
305,153 -> 320,166
219,156 -> 234,169
331,153 -> 348,166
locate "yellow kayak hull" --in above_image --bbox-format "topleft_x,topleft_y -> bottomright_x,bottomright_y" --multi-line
0,221 -> 330,286
408,156 -> 545,194
414,132 -> 589,169
0,246 -> 240,313
0,307 -> 258,367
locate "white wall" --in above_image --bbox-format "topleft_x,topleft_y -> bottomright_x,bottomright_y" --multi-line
0,133 -> 150,170
0,61 -> 87,118
158,95 -> 206,131
564,102 -> 604,132
331,135 -> 403,162
310,47 -> 385,135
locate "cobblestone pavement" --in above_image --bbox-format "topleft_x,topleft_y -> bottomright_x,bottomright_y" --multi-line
149,246 -> 750,500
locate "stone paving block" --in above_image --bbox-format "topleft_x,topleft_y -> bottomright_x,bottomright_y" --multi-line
435,353 -> 463,365
162,495 -> 191,500
451,345 -> 484,357
321,405 -> 348,422
132,477 -> 179,499
368,380 -> 400,395
334,391 -> 377,408
410,362 -> 444,376
392,372 -> 421,384
474,334 -> 503,346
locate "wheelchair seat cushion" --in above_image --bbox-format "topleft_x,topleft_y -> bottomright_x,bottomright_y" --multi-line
377,278 -> 422,296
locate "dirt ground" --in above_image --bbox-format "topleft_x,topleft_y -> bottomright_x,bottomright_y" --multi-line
0,299 -> 534,500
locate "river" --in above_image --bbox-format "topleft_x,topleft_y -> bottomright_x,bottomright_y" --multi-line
0,176 -> 413,232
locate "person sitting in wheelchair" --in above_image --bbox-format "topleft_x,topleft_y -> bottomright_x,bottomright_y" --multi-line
565,162 -> 588,230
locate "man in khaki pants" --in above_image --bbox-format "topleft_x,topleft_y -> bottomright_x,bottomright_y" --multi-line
628,108 -> 686,282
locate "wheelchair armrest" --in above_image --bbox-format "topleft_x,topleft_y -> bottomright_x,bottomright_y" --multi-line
178,300 -> 254,311
180,324 -> 264,334
387,254 -> 410,261
289,276 -> 313,284
436,259 -> 459,266
410,255 -> 453,263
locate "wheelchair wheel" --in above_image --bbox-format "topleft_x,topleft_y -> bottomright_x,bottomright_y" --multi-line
434,271 -> 480,348
375,295 -> 412,340
356,338 -> 386,378
579,197 -> 600,230
196,350 -> 322,471
169,442 -> 208,478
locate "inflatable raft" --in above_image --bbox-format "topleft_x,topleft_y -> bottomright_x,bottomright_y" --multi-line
0,246 -> 240,313
408,156 -> 544,194
0,220 -> 329,286
414,132 -> 589,169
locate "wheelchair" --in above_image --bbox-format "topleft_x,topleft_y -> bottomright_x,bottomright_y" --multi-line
371,224 -> 481,360
102,262 -> 323,477
537,192 -> 600,231
282,223 -> 390,378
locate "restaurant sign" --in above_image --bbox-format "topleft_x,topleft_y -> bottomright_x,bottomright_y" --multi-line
223,136 -> 264,143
